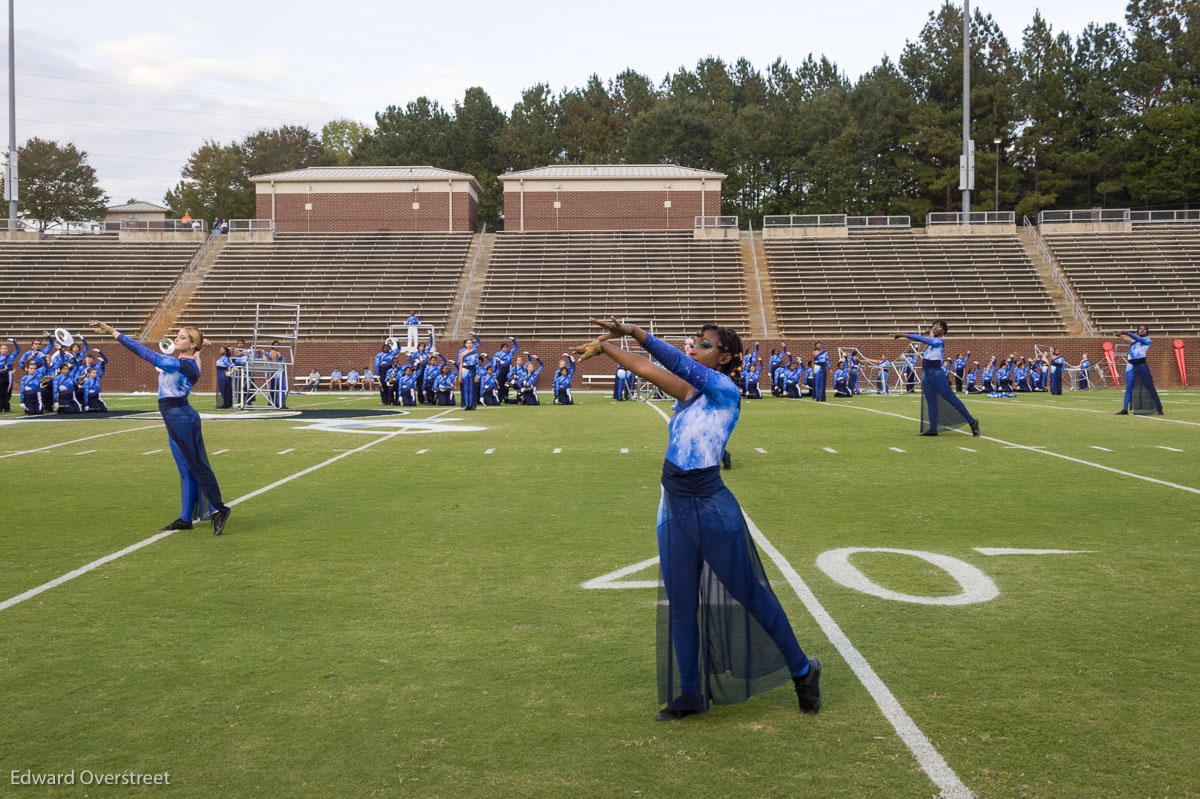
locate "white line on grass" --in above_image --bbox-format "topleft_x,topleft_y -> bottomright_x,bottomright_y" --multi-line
212,449 -> 230,455
978,398 -> 1200,428
1157,446 -> 1184,452
142,449 -> 162,455
620,448 -> 629,454
823,447 -> 837,454
974,548 -> 1097,556
640,400 -> 973,799
1090,446 -> 1113,452
823,402 -> 1200,497
0,430 -> 403,615
485,448 -> 495,454
889,447 -> 906,453
416,449 -> 429,455
959,447 -> 976,453
755,447 -> 768,454
74,450 -> 97,455
553,447 -> 562,454
277,448 -> 295,455
0,424 -> 162,460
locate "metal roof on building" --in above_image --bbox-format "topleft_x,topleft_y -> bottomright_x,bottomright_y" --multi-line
250,166 -> 482,191
107,201 -> 170,212
499,164 -> 726,181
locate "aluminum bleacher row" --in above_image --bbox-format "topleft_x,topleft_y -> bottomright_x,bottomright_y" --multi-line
765,230 -> 1067,337
1043,225 -> 1200,335
0,237 -> 198,339
473,230 -> 749,339
179,232 -> 473,340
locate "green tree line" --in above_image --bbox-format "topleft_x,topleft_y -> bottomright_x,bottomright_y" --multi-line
165,0 -> 1196,229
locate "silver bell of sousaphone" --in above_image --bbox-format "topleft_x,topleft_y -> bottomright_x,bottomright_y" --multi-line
159,336 -> 176,355
385,336 -> 400,351
54,328 -> 75,348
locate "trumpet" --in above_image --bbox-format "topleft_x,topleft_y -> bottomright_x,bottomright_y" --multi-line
158,337 -> 175,354
385,336 -> 400,351
54,328 -> 75,348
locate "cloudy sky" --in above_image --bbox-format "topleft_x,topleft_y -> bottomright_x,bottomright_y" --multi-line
3,0 -> 1130,208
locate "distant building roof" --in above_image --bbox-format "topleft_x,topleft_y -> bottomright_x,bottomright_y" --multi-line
107,201 -> 170,213
499,164 -> 726,181
250,165 -> 482,192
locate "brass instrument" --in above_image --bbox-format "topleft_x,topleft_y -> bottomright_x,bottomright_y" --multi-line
53,328 -> 75,348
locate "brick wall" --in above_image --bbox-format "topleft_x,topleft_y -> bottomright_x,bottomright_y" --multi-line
90,336 -> 1197,393
256,192 -> 477,233
503,190 -> 723,231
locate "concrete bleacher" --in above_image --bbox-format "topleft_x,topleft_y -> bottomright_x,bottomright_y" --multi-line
1043,225 -> 1200,335
473,230 -> 750,339
178,232 -> 472,340
0,237 -> 199,339
765,230 -> 1067,337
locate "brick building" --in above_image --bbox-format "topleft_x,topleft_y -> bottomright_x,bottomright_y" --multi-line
499,164 -> 725,231
252,166 -> 481,233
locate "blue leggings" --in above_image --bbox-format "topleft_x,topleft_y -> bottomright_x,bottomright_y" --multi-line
163,404 -> 225,520
658,488 -> 808,696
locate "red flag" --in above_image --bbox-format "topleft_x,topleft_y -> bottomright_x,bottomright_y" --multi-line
1103,341 -> 1120,387
1174,340 -> 1187,388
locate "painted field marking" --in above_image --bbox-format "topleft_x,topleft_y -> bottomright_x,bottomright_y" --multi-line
889,447 -> 906,453
1090,446 -> 1113,452
639,399 -> 973,799
416,449 -> 429,455
823,402 -> 1200,497
277,448 -> 295,455
823,447 -> 837,454
581,557 -> 662,590
74,450 -> 97,456
1157,446 -> 1184,452
0,423 -> 162,460
212,449 -> 230,455
959,447 -> 976,452
485,448 -> 495,454
142,449 -> 162,455
553,447 -> 563,454
755,447 -> 768,454
0,430 -> 404,615
974,548 -> 1097,556
620,448 -> 629,454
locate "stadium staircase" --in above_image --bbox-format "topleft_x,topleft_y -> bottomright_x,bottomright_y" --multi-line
472,230 -> 750,340
145,234 -> 228,340
1042,224 -> 1200,335
449,230 -> 495,338
177,232 -> 473,340
740,229 -> 776,339
0,237 -> 200,340
1018,227 -> 1090,335
764,229 -> 1067,337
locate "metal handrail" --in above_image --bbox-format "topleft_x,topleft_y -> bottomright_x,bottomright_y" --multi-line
848,215 -> 911,228
763,214 -> 846,228
747,219 -> 768,338
927,211 -> 1015,225
140,231 -> 218,337
1038,208 -> 1130,224
227,218 -> 276,232
1024,215 -> 1095,335
121,218 -> 207,232
1130,209 -> 1200,224
452,223 -> 486,339
693,215 -> 738,229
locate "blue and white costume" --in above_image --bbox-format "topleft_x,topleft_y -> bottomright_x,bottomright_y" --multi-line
553,359 -> 575,405
613,367 -> 634,400
1078,358 -> 1091,390
1121,332 -> 1163,414
812,349 -> 829,401
405,314 -> 421,351
833,365 -> 851,397
479,369 -> 500,406
0,338 -> 20,412
117,334 -> 228,522
906,334 -> 977,434
459,335 -> 481,410
1049,355 -> 1066,395
644,333 -> 810,714
20,367 -> 47,414
742,365 -> 762,399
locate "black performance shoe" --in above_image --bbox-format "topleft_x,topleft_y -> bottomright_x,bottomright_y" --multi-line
1115,409 -> 1129,415
970,419 -> 981,437
654,692 -> 703,722
160,518 -> 193,531
919,431 -> 938,436
211,507 -> 231,536
722,450 -> 732,470
794,657 -> 822,715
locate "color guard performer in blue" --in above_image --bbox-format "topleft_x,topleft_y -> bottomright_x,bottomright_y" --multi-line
1115,326 -> 1163,415
892,322 -> 980,437
92,319 -> 231,535
458,333 -> 481,410
832,361 -> 851,397
376,342 -> 398,406
480,366 -> 500,405
811,343 -> 829,401
613,366 -> 634,400
215,347 -> 234,408
0,337 -> 19,412
397,366 -> 418,406
1047,349 -> 1066,395
574,317 -> 821,721
1077,354 -> 1091,390
553,353 -> 576,405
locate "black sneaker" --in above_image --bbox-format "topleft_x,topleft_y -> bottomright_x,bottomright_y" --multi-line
794,657 -> 822,715
160,518 -> 193,531
970,419 -> 981,437
211,507 -> 231,536
722,450 -> 732,470
654,692 -> 703,722
919,431 -> 938,436
1115,409 -> 1129,415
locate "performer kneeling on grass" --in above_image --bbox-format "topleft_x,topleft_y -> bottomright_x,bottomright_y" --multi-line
91,319 -> 231,535
575,317 -> 821,721
892,321 -> 980,438
1115,326 -> 1164,415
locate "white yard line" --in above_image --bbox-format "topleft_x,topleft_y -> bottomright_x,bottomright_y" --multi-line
1090,446 -> 1113,452
277,448 -> 295,455
416,449 -> 429,455
824,402 -> 1200,497
755,447 -> 768,454
642,399 -> 973,799
958,447 -> 976,453
142,449 -> 163,455
0,424 -> 162,459
620,448 -> 629,454
0,430 -> 403,615
823,447 -> 837,454
889,447 -> 906,453
485,448 -> 495,454
74,450 -> 97,456
212,449 -> 230,455
553,447 -> 562,454
1157,446 -> 1183,452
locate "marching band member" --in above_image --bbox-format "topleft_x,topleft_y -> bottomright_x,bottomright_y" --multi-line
613,366 -> 633,400
422,354 -> 443,404
742,360 -> 762,399
19,361 -> 48,414
0,337 -> 19,412
1077,354 -> 1091,390
405,311 -> 421,351
92,319 -> 231,535
18,335 -> 52,371
435,363 -> 456,406
398,365 -> 418,406
553,353 -> 576,405
782,359 -> 803,398
519,354 -> 544,405
215,347 -> 234,408
965,362 -> 983,394
458,333 -> 481,411
375,343 -> 397,405
811,343 -> 829,401
832,360 -> 851,397
480,365 -> 500,406
494,336 -> 517,403
83,366 -> 107,411
892,321 -> 980,437
1048,349 -> 1066,395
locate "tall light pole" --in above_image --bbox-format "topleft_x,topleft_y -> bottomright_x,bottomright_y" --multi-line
6,0 -> 16,229
993,137 -> 1001,211
960,0 -> 972,220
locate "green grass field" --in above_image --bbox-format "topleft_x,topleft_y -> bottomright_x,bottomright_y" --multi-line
2,388 -> 1198,798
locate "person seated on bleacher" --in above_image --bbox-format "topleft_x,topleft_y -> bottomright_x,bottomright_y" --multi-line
398,365 -> 418,406
553,354 -> 576,405
329,368 -> 345,391
518,354 -> 544,405
347,368 -> 361,391
832,360 -> 852,397
480,365 -> 500,406
306,369 -> 320,391
362,368 -> 375,391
